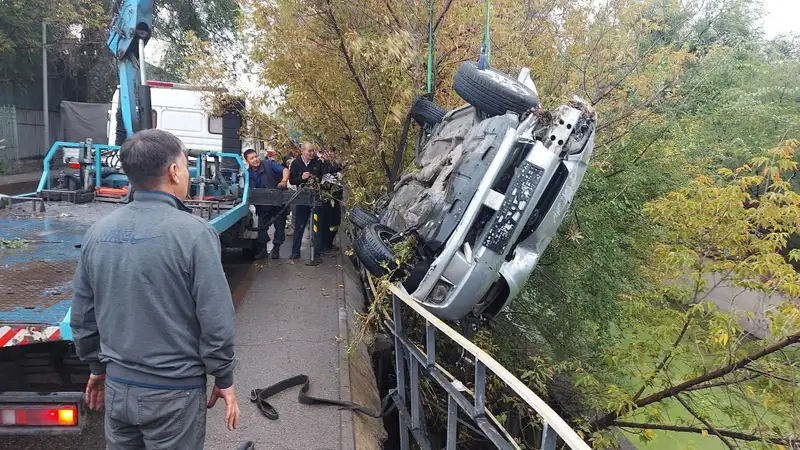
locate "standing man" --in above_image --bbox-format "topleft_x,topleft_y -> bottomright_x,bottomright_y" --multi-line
245,148 -> 290,259
288,142 -> 341,261
71,129 -> 239,449
319,146 -> 343,252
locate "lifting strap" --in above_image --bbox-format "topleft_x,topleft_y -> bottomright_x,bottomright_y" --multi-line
426,0 -> 435,95
478,0 -> 492,69
250,374 -> 396,420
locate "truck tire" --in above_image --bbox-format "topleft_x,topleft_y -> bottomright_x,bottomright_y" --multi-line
453,62 -> 540,117
410,97 -> 446,127
349,205 -> 379,230
354,223 -> 400,277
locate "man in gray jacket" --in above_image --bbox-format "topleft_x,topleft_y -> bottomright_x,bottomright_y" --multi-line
70,129 -> 239,449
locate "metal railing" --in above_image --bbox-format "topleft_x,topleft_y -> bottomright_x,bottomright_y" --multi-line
385,283 -> 591,450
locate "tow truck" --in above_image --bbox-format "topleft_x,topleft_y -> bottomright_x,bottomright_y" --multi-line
0,0 -> 256,435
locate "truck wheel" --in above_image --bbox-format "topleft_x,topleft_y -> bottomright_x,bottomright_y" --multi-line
349,205 -> 380,230
453,61 -> 540,117
410,97 -> 446,127
354,223 -> 400,278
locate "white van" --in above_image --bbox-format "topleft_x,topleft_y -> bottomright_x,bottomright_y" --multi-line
62,81 -> 258,164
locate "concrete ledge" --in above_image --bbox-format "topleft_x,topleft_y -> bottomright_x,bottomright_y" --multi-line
337,236 -> 387,450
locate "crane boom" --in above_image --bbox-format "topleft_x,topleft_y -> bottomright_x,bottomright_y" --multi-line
107,0 -> 155,141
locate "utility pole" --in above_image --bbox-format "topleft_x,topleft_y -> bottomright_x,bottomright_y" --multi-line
42,21 -> 49,155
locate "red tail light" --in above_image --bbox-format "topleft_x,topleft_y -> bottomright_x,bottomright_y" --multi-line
68,163 -> 80,169
0,405 -> 78,426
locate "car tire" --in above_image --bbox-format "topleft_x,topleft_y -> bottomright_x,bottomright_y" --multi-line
410,97 -> 446,127
354,223 -> 400,277
453,61 -> 540,117
349,205 -> 380,229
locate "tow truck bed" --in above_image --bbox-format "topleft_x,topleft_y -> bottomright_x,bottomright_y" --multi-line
0,201 -> 122,346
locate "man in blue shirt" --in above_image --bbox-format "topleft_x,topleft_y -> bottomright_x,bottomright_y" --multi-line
245,149 -> 290,259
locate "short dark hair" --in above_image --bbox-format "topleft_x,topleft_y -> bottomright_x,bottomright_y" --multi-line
243,149 -> 257,159
120,129 -> 185,190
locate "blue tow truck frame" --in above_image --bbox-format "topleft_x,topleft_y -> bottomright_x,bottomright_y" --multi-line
0,0 -> 254,434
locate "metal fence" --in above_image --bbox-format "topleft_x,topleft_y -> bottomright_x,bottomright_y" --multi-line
385,283 -> 591,450
0,105 -> 19,160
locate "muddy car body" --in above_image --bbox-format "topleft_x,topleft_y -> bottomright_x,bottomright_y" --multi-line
354,63 -> 596,322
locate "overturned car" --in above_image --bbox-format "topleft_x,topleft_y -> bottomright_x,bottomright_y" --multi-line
351,61 -> 596,322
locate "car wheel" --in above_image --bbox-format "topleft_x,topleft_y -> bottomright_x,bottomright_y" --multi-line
453,61 -> 540,117
410,97 -> 446,127
354,223 -> 401,277
349,205 -> 379,229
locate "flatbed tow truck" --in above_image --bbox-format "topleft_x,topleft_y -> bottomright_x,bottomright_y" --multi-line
0,0 -> 264,435
0,138 -> 254,434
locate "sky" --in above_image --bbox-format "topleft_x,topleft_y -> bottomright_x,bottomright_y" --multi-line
144,0 -> 798,92
761,0 -> 799,39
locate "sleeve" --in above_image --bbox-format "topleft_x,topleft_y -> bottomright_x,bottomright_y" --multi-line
322,161 -> 342,175
190,226 -> 237,388
270,161 -> 284,175
289,159 -> 305,186
70,242 -> 104,375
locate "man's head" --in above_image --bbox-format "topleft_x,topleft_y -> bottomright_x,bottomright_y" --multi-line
243,149 -> 260,168
120,129 -> 190,199
300,142 -> 315,162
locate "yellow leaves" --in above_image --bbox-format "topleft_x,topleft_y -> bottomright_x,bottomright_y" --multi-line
642,429 -> 656,441
700,429 -> 709,437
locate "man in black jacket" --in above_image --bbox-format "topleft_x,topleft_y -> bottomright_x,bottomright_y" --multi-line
289,142 -> 341,260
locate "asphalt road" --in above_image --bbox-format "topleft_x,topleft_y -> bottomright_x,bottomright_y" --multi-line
2,250 -> 255,450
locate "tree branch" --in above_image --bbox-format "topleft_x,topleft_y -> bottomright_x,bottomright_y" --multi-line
433,0 -> 456,33
631,314 -> 692,402
614,421 -> 790,446
684,372 -> 761,392
324,0 -> 382,140
592,331 -> 800,431
675,395 -> 736,450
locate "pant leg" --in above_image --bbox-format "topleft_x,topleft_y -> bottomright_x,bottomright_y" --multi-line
292,205 -> 310,255
256,206 -> 270,248
328,198 -> 342,247
135,386 -> 207,450
105,379 -> 145,450
321,201 -> 334,249
271,207 -> 287,246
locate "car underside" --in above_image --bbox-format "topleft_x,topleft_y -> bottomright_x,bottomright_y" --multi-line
352,62 -> 597,324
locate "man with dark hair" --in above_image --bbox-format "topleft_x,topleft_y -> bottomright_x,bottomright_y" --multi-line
244,148 -> 290,259
288,142 -> 341,261
71,129 -> 240,450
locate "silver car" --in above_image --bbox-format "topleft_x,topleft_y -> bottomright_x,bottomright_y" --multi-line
352,62 -> 596,322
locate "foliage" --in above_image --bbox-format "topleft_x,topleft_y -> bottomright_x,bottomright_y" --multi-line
577,141 -> 800,448
0,0 -> 239,102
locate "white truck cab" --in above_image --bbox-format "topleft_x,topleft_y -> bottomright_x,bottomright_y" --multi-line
62,81 -> 258,165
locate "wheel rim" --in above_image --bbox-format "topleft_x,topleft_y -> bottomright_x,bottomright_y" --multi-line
481,68 -> 534,99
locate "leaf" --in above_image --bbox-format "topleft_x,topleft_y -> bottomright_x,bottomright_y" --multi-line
700,429 -> 709,437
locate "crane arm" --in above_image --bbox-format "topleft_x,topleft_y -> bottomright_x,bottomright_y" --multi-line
107,0 -> 155,142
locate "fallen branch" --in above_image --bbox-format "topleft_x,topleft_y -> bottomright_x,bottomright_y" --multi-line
614,421 -> 791,446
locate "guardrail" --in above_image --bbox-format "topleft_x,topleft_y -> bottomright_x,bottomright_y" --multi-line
385,283 -> 590,450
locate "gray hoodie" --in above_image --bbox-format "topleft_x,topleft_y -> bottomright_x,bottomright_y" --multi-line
70,190 -> 236,389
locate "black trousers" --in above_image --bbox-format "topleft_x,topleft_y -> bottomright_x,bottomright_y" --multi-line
321,192 -> 342,249
291,204 -> 325,257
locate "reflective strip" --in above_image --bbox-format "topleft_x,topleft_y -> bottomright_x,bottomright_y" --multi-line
0,325 -> 62,347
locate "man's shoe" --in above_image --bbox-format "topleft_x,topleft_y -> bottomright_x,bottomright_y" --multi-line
270,245 -> 281,259
254,250 -> 269,260
290,252 -> 301,260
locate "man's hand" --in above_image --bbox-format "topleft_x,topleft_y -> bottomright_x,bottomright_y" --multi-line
207,385 -> 240,431
85,373 -> 106,410
279,180 -> 288,188
302,172 -> 311,180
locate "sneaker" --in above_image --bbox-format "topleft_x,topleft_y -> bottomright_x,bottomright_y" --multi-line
290,252 -> 301,260
270,245 -> 281,259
